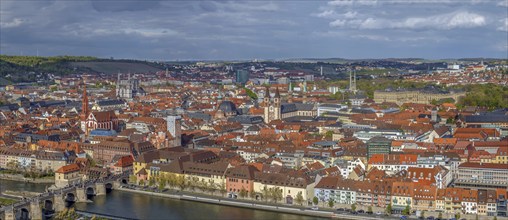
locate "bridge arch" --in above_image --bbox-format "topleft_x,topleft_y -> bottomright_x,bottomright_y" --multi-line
105,183 -> 113,193
19,208 -> 30,220
44,199 -> 54,211
65,192 -> 76,202
86,186 -> 95,195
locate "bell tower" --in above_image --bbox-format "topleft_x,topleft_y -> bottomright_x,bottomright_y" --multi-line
80,78 -> 89,137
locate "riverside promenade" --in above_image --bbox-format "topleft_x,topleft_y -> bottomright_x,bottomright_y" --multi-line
116,187 -> 391,220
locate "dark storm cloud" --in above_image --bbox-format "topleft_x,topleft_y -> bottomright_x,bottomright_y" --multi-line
0,0 -> 506,60
90,0 -> 162,12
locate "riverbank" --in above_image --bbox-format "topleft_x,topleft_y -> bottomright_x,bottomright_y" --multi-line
0,174 -> 54,184
115,187 -> 383,220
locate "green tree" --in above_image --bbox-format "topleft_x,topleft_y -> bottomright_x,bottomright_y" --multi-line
219,183 -> 227,197
148,177 -> 156,187
325,131 -> 334,139
176,176 -> 187,190
158,180 -> 166,191
368,206 -> 373,213
351,203 -> 357,212
208,183 -> 217,196
438,212 -> 442,219
328,198 -> 335,208
249,190 -> 256,200
386,203 -> 392,214
239,187 -> 248,199
262,186 -> 270,202
455,212 -> 460,219
139,179 -> 145,186
313,196 -> 319,206
270,187 -> 283,203
421,210 -> 425,218
295,192 -> 304,206
402,205 -> 410,215
129,175 -> 137,184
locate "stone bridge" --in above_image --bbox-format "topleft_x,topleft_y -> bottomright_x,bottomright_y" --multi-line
0,173 -> 129,220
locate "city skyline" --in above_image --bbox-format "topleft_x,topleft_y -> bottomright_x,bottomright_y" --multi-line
1,0 -> 507,60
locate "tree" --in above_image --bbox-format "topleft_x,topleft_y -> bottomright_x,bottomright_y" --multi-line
262,186 -> 270,202
386,203 -> 392,214
158,180 -> 166,191
313,196 -> 319,206
325,131 -> 334,139
351,203 -> 357,212
249,190 -> 257,200
139,179 -> 145,186
176,176 -> 187,191
54,208 -> 79,220
129,175 -> 137,184
455,212 -> 460,219
148,177 -> 156,187
219,183 -> 226,197
295,192 -> 304,206
368,206 -> 373,213
208,183 -> 217,196
420,210 -> 425,218
239,187 -> 247,199
270,187 -> 283,203
328,198 -> 335,208
402,205 -> 410,215
438,212 -> 442,219
493,216 -> 497,220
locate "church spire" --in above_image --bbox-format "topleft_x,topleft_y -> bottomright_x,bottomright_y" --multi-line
274,87 -> 280,98
81,78 -> 89,138
81,79 -> 88,119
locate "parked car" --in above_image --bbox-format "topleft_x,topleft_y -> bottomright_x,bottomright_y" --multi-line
400,216 -> 408,220
358,210 -> 365,214
366,211 -> 373,215
351,211 -> 358,215
336,208 -> 345,212
311,206 -> 319,211
426,217 -> 435,220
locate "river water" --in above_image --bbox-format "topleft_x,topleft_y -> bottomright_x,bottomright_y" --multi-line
1,179 -> 323,220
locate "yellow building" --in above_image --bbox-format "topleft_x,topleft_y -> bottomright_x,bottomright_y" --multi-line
55,164 -> 82,188
253,172 -> 314,204
374,89 -> 465,105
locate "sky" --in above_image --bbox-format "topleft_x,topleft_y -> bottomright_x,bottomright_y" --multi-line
0,0 -> 507,60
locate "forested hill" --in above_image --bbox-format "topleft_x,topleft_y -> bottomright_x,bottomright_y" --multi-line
0,55 -> 165,84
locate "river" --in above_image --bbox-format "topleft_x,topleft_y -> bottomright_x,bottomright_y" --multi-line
1,179 -> 323,220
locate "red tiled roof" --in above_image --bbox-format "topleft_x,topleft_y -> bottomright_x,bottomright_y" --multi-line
56,163 -> 80,174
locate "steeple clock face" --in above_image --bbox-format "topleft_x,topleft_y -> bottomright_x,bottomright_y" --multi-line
269,106 -> 274,112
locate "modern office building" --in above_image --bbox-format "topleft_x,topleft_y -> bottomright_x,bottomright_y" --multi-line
235,70 -> 250,84
367,136 -> 392,160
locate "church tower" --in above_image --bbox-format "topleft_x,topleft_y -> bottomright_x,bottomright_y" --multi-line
80,79 -> 89,137
263,86 -> 271,124
273,87 -> 281,120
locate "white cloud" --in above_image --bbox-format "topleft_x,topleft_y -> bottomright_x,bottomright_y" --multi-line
0,18 -> 25,28
328,0 -> 354,6
316,10 -> 337,18
330,11 -> 486,30
343,11 -> 358,18
498,0 -> 508,7
355,34 -> 390,41
328,0 -> 377,6
497,18 -> 508,31
330,19 -> 347,27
